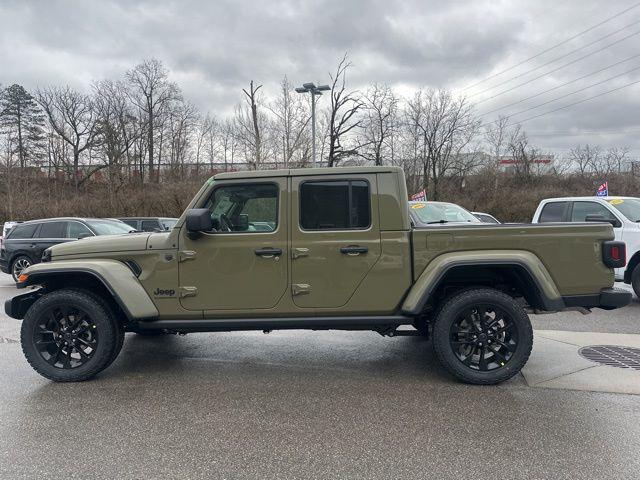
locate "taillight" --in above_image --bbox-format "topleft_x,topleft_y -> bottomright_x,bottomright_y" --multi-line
603,241 -> 626,268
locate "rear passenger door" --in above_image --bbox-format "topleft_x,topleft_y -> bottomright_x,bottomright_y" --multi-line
33,221 -> 70,260
290,175 -> 381,308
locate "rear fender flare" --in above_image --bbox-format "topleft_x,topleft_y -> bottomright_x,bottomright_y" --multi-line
402,250 -> 563,315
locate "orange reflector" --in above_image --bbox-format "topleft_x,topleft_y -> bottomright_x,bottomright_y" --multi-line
18,274 -> 29,283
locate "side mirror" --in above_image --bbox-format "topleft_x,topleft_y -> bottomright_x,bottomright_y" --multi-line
78,233 -> 92,239
585,214 -> 621,228
186,209 -> 213,235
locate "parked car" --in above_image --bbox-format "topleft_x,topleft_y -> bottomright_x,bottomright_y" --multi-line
472,212 -> 501,224
409,201 -> 481,226
0,218 -> 135,282
532,196 -> 640,296
118,217 -> 178,232
8,167 -> 630,384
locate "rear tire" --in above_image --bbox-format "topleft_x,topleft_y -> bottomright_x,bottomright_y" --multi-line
11,255 -> 32,282
20,289 -> 121,382
631,265 -> 640,299
432,288 -> 533,385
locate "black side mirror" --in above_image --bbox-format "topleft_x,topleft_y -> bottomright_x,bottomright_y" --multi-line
186,209 -> 213,235
585,214 -> 621,228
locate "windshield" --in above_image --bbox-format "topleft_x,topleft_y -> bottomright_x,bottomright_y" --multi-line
160,219 -> 177,230
607,198 -> 640,222
410,202 -> 480,224
86,220 -> 135,235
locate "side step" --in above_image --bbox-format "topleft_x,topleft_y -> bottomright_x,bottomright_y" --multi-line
134,316 -> 414,333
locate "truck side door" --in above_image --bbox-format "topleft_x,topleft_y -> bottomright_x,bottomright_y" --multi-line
290,175 -> 381,308
178,179 -> 289,311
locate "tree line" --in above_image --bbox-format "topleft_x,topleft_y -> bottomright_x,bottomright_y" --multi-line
0,55 -> 636,221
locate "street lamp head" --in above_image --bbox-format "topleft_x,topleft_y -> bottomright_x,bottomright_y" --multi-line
317,85 -> 331,91
294,87 -> 309,93
302,82 -> 316,90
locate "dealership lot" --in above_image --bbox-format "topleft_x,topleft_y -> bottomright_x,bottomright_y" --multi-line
1,272 -> 639,479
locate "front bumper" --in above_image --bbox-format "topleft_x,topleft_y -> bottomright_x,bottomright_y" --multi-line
562,287 -> 632,310
4,289 -> 43,320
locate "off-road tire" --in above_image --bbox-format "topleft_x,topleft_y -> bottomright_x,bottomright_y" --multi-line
21,289 -> 120,382
631,264 -> 640,299
432,288 -> 533,385
11,255 -> 32,283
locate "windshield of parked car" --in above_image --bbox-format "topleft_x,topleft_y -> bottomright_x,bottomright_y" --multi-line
607,198 -> 640,222
86,220 -> 135,235
160,218 -> 177,230
410,202 -> 480,224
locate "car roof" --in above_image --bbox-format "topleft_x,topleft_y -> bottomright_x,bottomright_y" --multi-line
540,196 -> 639,202
18,218 -> 117,225
213,166 -> 401,180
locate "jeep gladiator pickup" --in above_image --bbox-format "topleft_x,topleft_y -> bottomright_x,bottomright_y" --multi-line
5,166 -> 631,384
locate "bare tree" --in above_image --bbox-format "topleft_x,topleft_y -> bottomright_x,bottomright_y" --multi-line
569,144 -> 600,176
241,80 -> 263,169
327,55 -> 364,166
360,83 -> 398,165
37,86 -> 99,190
126,58 -> 180,181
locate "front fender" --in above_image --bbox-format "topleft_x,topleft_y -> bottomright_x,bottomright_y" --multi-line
16,260 -> 158,320
402,250 -> 563,315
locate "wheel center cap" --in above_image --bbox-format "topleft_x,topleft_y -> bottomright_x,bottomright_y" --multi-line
478,333 -> 487,342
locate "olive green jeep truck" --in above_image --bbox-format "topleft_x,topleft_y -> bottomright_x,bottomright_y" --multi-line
5,167 -> 631,384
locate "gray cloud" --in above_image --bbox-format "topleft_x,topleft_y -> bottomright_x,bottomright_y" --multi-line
1,0 -> 639,154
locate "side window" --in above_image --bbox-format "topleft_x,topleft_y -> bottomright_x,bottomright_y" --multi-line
141,220 -> 161,232
67,222 -> 93,239
205,183 -> 278,233
300,180 -> 371,230
7,223 -> 38,239
37,222 -> 66,239
571,202 -> 618,222
122,220 -> 138,229
538,202 -> 567,222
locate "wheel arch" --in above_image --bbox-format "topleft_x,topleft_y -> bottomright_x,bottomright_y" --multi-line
624,251 -> 640,283
13,260 -> 158,321
402,251 -> 564,315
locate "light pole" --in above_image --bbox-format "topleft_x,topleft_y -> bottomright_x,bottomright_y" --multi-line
295,82 -> 330,167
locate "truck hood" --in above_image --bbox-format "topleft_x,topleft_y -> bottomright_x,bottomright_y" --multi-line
50,233 -> 152,257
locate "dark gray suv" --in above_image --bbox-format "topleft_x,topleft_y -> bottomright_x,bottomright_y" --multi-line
0,218 -> 134,282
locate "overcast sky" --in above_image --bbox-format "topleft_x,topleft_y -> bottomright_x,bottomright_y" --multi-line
1,0 -> 639,155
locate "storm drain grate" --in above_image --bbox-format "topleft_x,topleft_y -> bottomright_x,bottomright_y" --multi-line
579,345 -> 640,371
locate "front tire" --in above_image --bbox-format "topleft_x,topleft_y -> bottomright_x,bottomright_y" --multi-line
432,288 -> 533,385
631,265 -> 640,299
20,289 -> 120,382
11,255 -> 32,282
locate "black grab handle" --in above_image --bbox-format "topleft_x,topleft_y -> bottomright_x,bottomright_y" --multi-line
340,246 -> 368,255
254,248 -> 283,257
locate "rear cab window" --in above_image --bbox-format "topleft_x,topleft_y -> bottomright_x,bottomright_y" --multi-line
299,180 -> 371,230
538,202 -> 568,222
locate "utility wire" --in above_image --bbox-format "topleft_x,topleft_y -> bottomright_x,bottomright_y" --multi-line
484,79 -> 640,133
469,20 -> 640,98
463,2 -> 640,90
482,64 -> 640,120
473,29 -> 640,105
479,54 -> 640,117
527,128 -> 640,137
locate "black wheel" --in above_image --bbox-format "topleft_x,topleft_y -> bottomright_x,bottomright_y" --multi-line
432,288 -> 533,385
631,265 -> 640,299
11,255 -> 32,282
20,289 -> 120,382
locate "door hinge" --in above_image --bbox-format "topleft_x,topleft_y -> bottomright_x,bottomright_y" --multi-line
291,283 -> 311,296
179,286 -> 198,298
179,250 -> 197,263
291,247 -> 310,260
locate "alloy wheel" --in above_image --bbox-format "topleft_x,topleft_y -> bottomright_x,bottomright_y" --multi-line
12,258 -> 31,281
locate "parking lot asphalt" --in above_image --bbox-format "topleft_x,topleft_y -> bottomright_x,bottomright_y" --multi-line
1,272 -> 639,479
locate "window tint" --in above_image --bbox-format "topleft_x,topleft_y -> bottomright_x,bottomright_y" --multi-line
571,202 -> 618,222
37,221 -> 66,238
300,180 -> 371,230
538,202 -> 567,222
7,223 -> 38,239
67,222 -> 93,239
121,219 -> 138,228
141,220 -> 161,232
206,183 -> 278,233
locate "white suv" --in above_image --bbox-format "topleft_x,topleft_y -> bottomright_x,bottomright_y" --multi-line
532,196 -> 640,296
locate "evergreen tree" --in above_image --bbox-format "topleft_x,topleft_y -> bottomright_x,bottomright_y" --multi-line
0,84 -> 45,169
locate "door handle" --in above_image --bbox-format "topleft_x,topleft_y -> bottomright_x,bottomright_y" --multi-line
340,246 -> 368,256
255,247 -> 283,258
